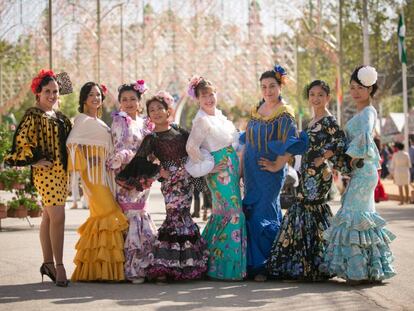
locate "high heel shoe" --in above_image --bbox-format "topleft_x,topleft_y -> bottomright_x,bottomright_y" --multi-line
55,264 -> 69,287
40,262 -> 56,283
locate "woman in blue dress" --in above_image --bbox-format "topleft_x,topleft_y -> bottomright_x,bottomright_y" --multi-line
320,66 -> 396,284
242,65 -> 307,281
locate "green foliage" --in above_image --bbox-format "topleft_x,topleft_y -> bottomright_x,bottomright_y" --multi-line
0,124 -> 13,164
59,92 -> 79,119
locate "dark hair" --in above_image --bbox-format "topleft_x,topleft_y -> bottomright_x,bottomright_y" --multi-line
304,80 -> 330,99
195,79 -> 215,98
394,142 -> 404,151
36,76 -> 59,94
350,65 -> 378,97
260,70 -> 281,85
117,84 -> 142,102
78,82 -> 106,114
146,96 -> 169,116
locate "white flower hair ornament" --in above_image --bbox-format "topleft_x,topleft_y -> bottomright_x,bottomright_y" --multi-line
357,66 -> 378,87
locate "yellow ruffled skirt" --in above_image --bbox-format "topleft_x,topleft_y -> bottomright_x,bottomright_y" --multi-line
69,147 -> 128,281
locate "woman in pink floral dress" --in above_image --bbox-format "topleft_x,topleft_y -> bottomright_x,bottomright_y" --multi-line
107,80 -> 157,283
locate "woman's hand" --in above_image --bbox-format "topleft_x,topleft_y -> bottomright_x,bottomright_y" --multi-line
314,157 -> 325,168
159,168 -> 170,179
258,157 -> 280,172
32,159 -> 53,169
210,162 -> 227,174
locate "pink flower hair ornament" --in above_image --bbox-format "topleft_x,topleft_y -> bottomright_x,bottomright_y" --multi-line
133,79 -> 148,94
187,75 -> 203,99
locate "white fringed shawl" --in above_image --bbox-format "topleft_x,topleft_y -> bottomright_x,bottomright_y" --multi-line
66,113 -> 115,193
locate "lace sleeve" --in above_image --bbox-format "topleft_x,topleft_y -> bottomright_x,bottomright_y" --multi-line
186,117 -> 209,162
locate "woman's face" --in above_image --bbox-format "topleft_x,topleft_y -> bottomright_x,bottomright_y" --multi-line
120,90 -> 141,117
349,80 -> 371,104
308,85 -> 330,111
198,88 -> 217,115
84,85 -> 103,113
148,100 -> 169,125
260,77 -> 281,104
38,80 -> 59,111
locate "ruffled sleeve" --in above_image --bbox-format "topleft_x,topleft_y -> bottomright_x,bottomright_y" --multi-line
4,111 -> 45,166
115,134 -> 160,191
346,107 -> 379,161
186,117 -> 209,162
267,114 -> 308,156
107,115 -> 135,170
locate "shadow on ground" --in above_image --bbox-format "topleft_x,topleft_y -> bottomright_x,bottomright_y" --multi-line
0,279 -> 384,310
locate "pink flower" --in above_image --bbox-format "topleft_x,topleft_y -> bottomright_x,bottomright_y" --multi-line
133,79 -> 148,94
231,230 -> 241,243
187,75 -> 203,99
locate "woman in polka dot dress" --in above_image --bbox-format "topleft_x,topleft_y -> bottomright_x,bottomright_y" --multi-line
5,69 -> 72,287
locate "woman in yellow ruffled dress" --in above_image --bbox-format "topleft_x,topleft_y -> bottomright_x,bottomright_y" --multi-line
67,82 -> 128,281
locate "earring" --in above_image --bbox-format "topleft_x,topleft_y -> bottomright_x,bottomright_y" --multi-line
278,94 -> 283,102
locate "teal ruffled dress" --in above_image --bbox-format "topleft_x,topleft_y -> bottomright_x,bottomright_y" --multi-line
320,106 -> 396,281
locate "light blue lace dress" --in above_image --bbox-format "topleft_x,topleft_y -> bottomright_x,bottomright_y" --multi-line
320,106 -> 396,281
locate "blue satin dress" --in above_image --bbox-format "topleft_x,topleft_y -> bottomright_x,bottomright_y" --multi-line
242,104 -> 307,276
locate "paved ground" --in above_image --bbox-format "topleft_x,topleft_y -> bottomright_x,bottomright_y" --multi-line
0,182 -> 413,311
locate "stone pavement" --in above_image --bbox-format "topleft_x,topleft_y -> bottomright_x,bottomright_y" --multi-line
0,182 -> 414,310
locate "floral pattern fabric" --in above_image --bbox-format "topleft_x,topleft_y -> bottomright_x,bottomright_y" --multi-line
107,111 -> 157,281
267,116 -> 346,280
202,146 -> 247,280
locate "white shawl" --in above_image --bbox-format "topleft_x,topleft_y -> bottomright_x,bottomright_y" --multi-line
66,113 -> 115,192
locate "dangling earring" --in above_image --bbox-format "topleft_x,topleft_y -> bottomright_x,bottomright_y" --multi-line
278,94 -> 283,102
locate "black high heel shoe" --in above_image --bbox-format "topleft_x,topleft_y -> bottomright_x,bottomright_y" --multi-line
55,264 -> 69,287
40,262 -> 56,283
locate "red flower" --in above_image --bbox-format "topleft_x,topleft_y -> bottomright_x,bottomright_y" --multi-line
137,80 -> 145,85
100,84 -> 108,95
30,69 -> 56,94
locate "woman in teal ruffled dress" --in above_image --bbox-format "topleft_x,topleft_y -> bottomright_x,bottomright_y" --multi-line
320,66 -> 396,284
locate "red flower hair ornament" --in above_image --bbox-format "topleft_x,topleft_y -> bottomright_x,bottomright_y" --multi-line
100,84 -> 108,95
30,69 -> 56,94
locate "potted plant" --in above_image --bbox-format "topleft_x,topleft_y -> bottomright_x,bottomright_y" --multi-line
26,198 -> 42,218
0,199 -> 7,219
7,197 -> 28,218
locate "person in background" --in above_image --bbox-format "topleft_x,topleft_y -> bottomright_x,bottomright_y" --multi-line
390,142 -> 411,205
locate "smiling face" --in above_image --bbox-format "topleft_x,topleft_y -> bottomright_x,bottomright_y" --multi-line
120,90 -> 141,117
37,80 -> 59,111
197,88 -> 217,115
260,77 -> 281,104
147,100 -> 169,126
349,80 -> 371,105
84,85 -> 103,114
308,85 -> 330,111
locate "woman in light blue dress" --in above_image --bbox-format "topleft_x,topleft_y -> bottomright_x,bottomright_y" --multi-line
321,66 -> 396,284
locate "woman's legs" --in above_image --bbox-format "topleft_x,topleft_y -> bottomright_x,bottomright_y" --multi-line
44,205 -> 67,282
404,185 -> 410,203
398,186 -> 404,205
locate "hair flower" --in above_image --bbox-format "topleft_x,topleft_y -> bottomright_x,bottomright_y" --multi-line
357,66 -> 377,87
133,79 -> 148,94
30,69 -> 56,94
100,84 -> 108,95
273,65 -> 287,85
187,75 -> 203,99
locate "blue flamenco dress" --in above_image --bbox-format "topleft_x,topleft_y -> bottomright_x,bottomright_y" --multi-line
242,105 -> 307,276
320,106 -> 396,281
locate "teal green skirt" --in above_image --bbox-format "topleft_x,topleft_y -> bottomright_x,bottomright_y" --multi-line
202,146 -> 247,280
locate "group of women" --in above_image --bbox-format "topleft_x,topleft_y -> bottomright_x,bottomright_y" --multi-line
5,64 -> 396,287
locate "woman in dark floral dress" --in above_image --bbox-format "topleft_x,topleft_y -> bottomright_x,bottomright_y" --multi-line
116,95 -> 208,282
267,80 -> 347,281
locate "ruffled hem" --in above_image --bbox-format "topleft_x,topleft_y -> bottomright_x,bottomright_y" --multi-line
71,210 -> 128,282
267,130 -> 309,156
146,265 -> 207,281
124,212 -> 157,280
267,202 -> 332,280
203,213 -> 247,280
321,210 -> 396,281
